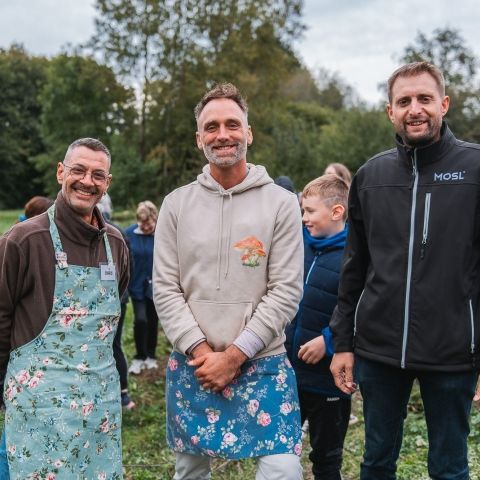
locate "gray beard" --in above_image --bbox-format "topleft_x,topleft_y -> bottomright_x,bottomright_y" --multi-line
204,142 -> 247,167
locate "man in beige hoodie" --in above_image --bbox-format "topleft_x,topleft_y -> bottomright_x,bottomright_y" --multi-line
153,83 -> 304,479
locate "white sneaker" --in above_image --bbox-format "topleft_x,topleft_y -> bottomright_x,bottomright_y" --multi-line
128,359 -> 145,375
144,357 -> 158,370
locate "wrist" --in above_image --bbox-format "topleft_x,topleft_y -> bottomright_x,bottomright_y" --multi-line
225,345 -> 248,368
191,341 -> 213,358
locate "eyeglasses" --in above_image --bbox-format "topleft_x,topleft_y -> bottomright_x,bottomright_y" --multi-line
62,163 -> 110,185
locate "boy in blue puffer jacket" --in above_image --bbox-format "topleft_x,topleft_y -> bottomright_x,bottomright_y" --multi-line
285,173 -> 350,480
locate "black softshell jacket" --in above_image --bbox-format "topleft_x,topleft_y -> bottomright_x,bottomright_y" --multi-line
331,124 -> 480,371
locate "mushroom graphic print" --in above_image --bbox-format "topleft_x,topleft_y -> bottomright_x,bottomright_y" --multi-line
233,236 -> 266,267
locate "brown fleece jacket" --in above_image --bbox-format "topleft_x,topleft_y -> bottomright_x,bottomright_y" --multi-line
0,191 -> 129,386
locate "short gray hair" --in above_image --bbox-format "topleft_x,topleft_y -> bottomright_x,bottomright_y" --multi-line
64,138 -> 111,167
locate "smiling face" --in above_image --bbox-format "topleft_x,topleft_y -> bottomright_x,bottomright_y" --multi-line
56,146 -> 111,224
387,72 -> 449,148
196,98 -> 253,169
138,217 -> 156,235
302,195 -> 345,238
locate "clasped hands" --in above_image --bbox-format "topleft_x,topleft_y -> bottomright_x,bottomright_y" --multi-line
188,341 -> 247,393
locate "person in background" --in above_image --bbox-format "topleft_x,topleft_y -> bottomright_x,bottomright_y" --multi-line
0,137 -> 129,478
17,195 -> 54,222
330,61 -> 480,479
97,195 -> 136,409
97,192 -> 113,220
274,175 -> 296,193
324,163 -> 352,186
285,174 -> 350,480
125,201 -> 159,375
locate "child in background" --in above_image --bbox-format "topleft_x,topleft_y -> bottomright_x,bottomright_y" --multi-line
285,174 -> 351,480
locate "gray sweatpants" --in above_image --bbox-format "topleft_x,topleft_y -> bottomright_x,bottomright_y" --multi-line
174,452 -> 303,480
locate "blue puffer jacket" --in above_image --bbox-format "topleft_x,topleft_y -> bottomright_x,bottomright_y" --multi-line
125,224 -> 155,301
285,225 -> 349,398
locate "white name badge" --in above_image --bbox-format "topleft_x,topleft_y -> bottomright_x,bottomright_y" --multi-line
100,263 -> 116,281
55,251 -> 68,269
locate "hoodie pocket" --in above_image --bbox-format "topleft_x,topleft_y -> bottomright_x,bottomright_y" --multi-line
188,299 -> 253,351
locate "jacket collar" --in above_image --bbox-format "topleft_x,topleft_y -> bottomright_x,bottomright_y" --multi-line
395,122 -> 456,167
54,191 -> 107,247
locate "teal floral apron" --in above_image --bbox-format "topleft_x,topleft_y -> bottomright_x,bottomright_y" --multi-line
3,205 -> 123,479
166,351 -> 303,459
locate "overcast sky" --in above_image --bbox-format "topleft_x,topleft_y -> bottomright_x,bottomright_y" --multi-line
0,0 -> 478,105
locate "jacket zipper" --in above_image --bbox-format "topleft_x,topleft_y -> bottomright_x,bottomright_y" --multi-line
292,253 -> 319,367
353,289 -> 366,338
305,253 -> 319,285
469,299 -> 475,354
402,151 -> 418,368
420,193 -> 431,260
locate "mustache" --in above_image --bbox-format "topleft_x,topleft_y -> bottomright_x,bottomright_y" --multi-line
71,182 -> 99,194
210,142 -> 240,148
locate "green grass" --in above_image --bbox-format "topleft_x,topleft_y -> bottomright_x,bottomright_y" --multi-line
0,209 -> 21,233
0,208 -> 135,233
2,209 -> 480,479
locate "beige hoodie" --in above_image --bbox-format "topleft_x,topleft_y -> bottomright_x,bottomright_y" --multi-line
153,163 -> 303,359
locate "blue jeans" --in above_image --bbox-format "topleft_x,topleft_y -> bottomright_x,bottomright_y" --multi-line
356,356 -> 478,480
0,430 -> 9,479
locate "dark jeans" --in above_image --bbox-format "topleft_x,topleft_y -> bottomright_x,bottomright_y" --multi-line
0,430 -> 8,478
299,389 -> 351,480
356,356 -> 478,480
132,298 -> 159,360
113,302 -> 128,390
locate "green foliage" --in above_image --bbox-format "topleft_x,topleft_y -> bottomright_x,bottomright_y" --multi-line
0,210 -> 22,234
88,0 -> 310,199
0,45 -> 48,208
251,102 -> 330,189
400,27 -> 480,142
316,107 -> 394,175
2,13 -> 480,208
32,54 -> 136,196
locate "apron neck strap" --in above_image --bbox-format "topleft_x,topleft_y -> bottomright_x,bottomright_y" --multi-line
103,232 -> 114,265
48,204 -> 64,256
47,204 -> 115,266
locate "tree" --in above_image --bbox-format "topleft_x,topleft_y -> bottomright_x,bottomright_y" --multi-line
33,54 -> 135,196
316,107 -> 393,175
88,0 -> 308,200
0,45 -> 48,208
253,102 -> 330,189
399,27 -> 480,141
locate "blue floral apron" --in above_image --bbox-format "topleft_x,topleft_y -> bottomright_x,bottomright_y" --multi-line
2,205 -> 122,479
166,351 -> 303,459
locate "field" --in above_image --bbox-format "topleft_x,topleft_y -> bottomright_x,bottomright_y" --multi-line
0,210 -> 21,234
1,210 -> 480,479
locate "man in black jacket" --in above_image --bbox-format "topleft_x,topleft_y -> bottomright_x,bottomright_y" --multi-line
330,62 -> 480,480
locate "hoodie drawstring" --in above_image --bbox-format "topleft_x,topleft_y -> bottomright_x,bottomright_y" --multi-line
215,191 -> 234,289
216,194 -> 224,290
224,192 -> 233,279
